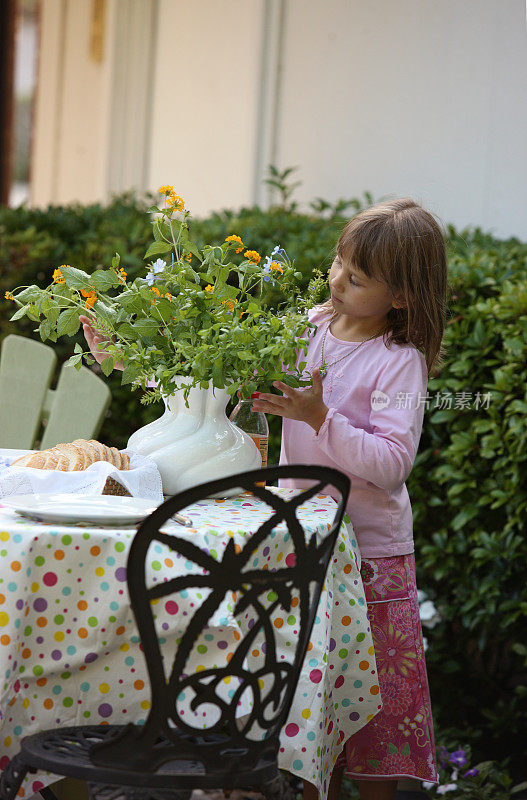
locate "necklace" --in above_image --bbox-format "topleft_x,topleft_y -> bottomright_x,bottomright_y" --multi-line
319,321 -> 385,378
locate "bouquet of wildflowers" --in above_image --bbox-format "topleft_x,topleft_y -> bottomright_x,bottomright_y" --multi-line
6,186 -> 320,402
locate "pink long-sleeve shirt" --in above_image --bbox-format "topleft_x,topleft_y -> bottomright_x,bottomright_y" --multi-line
278,307 -> 429,558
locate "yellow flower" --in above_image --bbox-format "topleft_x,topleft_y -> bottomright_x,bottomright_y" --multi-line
166,192 -> 185,212
151,287 -> 162,297
205,285 -> 214,293
158,184 -> 174,194
222,299 -> 235,312
115,267 -> 127,284
244,250 -> 261,265
53,268 -> 65,284
185,253 -> 192,262
269,261 -> 284,274
225,234 -> 244,253
4,291 -> 14,301
165,293 -> 172,300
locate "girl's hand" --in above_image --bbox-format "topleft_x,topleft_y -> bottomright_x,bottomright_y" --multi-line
79,314 -> 124,371
252,368 -> 328,433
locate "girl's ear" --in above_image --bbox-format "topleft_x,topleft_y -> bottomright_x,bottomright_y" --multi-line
392,298 -> 406,309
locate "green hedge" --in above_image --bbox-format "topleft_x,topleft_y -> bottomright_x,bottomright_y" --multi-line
409,227 -> 527,776
1,196 -> 526,777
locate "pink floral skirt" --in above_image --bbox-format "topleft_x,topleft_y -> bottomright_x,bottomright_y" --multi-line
335,553 -> 438,783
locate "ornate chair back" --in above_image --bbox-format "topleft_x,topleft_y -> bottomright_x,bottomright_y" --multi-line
90,464 -> 350,779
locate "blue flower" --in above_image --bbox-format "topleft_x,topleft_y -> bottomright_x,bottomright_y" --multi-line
462,768 -> 479,778
449,750 -> 468,768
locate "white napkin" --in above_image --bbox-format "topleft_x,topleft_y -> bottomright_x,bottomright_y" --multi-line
0,449 -> 163,501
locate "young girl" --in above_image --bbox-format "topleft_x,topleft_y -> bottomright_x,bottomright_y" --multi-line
251,198 -> 447,800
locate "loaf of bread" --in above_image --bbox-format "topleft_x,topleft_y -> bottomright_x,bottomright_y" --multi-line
11,439 -> 130,472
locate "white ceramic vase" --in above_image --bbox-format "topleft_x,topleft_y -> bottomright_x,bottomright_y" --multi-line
127,377 -> 262,495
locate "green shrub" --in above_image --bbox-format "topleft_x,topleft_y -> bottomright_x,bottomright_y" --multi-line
409,227 -> 527,776
1,197 -> 526,777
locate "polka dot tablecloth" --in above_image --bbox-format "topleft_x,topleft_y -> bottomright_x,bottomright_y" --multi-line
0,488 -> 381,800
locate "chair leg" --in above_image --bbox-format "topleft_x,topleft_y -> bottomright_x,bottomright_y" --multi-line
0,754 -> 29,800
39,788 -> 62,800
261,773 -> 297,800
86,784 -> 191,800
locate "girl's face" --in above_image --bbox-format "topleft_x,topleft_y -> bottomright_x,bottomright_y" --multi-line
328,254 -> 402,322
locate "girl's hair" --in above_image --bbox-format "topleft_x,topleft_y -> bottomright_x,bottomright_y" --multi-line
318,198 -> 448,374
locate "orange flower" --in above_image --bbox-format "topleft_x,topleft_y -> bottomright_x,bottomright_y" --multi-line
151,287 -> 162,297
4,291 -> 14,301
53,269 -> 65,284
158,184 -> 174,194
81,288 -> 94,297
166,192 -> 185,212
225,234 -> 244,253
244,250 -> 261,265
84,292 -> 97,310
269,261 -> 284,274
165,293 -> 172,300
115,267 -> 127,284
185,253 -> 192,262
222,299 -> 235,312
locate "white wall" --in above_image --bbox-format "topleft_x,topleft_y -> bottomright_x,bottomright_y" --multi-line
31,0 -> 116,206
31,0 -> 527,240
147,0 -> 265,216
276,0 -> 527,239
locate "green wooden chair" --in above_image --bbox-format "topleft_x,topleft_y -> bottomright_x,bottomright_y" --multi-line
0,334 -> 112,449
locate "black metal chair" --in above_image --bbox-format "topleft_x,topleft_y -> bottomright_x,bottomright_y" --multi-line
0,465 -> 350,800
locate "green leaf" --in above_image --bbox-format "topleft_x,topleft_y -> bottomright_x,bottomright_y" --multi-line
117,322 -> 140,340
26,305 -> 41,322
451,507 -> 480,531
90,270 -> 120,292
57,308 -> 81,337
60,266 -> 91,290
133,319 -> 160,338
121,362 -> 141,386
111,253 -> 121,269
117,290 -> 145,314
9,304 -> 30,321
100,356 -> 114,376
65,353 -> 83,371
144,241 -> 173,259
39,318 -> 53,342
13,286 -> 43,304
212,355 -> 223,388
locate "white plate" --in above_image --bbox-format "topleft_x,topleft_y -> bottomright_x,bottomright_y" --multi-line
0,493 -> 160,526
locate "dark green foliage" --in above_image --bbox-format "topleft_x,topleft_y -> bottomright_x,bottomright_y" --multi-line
1,197 -> 526,777
409,226 -> 527,777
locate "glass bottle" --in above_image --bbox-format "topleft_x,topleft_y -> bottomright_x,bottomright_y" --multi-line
229,393 -> 269,486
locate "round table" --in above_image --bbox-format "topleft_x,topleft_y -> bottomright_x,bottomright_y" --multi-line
0,485 -> 381,800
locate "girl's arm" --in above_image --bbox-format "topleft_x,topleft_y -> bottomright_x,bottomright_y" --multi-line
254,346 -> 428,492
313,348 -> 428,491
